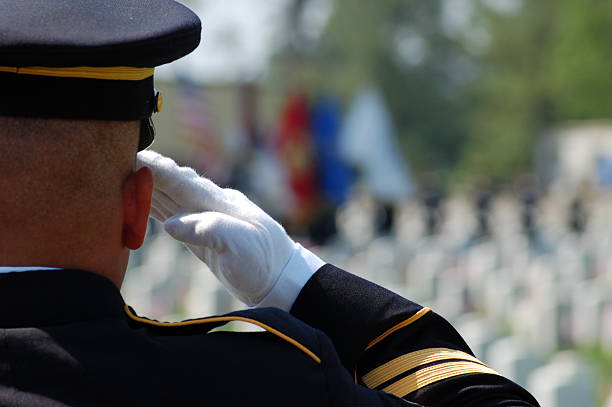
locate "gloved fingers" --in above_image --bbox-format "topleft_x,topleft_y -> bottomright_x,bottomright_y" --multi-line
220,188 -> 261,213
138,151 -> 241,216
163,211 -> 256,253
151,188 -> 260,231
138,151 -> 212,207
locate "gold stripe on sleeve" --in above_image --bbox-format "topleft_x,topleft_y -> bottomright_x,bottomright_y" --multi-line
0,66 -> 154,80
362,347 -> 486,388
365,307 -> 432,351
382,360 -> 501,398
123,305 -> 321,364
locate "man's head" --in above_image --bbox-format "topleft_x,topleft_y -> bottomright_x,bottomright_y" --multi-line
0,117 -> 152,286
0,0 -> 201,284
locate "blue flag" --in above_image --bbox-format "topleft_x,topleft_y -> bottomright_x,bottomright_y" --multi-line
311,96 -> 353,206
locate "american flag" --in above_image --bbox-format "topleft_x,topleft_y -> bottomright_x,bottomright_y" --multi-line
176,77 -> 227,184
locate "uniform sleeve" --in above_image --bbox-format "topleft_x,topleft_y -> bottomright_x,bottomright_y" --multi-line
312,328 -> 421,406
291,264 -> 540,407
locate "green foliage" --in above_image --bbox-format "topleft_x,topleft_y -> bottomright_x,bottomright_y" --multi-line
460,0 -> 612,183
458,0 -> 559,183
314,0 -> 388,99
549,0 -> 612,120
270,0 -> 612,184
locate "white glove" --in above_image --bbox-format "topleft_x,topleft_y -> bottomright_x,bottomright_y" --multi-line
136,150 -> 325,311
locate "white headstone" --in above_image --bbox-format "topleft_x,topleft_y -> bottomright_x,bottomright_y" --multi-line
464,242 -> 498,310
483,269 -> 518,325
395,201 -> 424,247
527,352 -> 597,407
433,272 -> 468,322
571,279 -> 605,346
365,236 -> 400,286
404,251 -> 445,303
487,337 -> 542,387
336,190 -> 377,250
442,194 -> 475,244
454,314 -> 499,362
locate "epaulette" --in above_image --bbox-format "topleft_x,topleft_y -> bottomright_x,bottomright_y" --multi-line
124,305 -> 321,364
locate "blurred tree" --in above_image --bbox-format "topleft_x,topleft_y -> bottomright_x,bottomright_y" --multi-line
549,0 -> 612,120
459,0 -> 559,184
374,1 -> 472,174
460,0 -> 612,184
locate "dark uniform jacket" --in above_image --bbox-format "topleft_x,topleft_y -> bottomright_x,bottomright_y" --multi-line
0,265 -> 539,406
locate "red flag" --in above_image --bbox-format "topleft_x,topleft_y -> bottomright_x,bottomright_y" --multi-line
277,93 -> 318,227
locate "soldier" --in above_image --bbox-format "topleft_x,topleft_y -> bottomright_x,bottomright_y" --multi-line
0,1 -> 539,405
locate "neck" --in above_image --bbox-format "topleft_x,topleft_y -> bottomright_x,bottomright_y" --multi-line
0,204 -> 129,287
0,237 -> 129,288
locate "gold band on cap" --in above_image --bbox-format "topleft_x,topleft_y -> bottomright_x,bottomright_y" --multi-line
0,66 -> 154,81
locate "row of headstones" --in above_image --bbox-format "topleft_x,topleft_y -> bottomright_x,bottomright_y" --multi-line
337,190 -> 612,244
393,243 -> 612,355
337,195 -> 612,277
340,191 -> 612,256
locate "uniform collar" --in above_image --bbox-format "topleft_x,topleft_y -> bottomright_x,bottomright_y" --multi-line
0,266 -> 61,273
0,269 -> 126,327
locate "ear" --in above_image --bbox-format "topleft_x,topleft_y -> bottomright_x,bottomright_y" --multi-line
122,166 -> 153,250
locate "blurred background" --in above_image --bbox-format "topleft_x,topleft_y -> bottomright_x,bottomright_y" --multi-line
121,0 -> 612,405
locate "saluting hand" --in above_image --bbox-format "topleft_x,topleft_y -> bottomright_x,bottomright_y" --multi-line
136,151 -> 324,310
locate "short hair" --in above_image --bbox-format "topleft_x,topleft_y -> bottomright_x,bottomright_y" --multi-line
0,117 -> 139,230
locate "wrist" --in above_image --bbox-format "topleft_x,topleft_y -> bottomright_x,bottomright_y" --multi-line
255,243 -> 325,311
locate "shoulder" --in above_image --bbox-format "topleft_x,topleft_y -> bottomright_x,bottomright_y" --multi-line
123,305 -> 324,365
118,305 -> 339,404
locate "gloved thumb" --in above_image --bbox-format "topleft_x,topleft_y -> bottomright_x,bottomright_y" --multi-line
164,212 -> 255,253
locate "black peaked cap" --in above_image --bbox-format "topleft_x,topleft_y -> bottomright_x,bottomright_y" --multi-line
0,0 -> 202,150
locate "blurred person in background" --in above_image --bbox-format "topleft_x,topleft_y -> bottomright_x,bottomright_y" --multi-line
473,177 -> 495,241
0,1 -> 539,406
419,174 -> 445,237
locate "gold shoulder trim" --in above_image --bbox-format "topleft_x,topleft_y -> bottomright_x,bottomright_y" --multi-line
363,347 -> 487,389
365,307 -> 432,351
0,66 -> 154,81
124,305 -> 321,364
